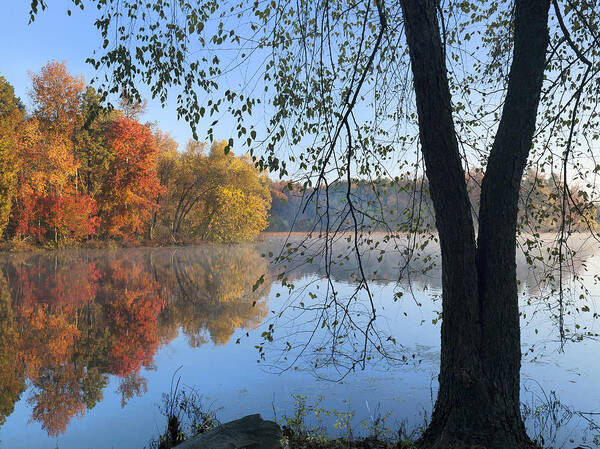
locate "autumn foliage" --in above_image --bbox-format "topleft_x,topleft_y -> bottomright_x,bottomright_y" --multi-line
0,77 -> 23,239
0,61 -> 271,245
98,118 -> 164,238
2,62 -> 167,243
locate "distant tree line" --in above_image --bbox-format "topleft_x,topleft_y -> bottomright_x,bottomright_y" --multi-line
267,171 -> 599,234
0,61 -> 270,245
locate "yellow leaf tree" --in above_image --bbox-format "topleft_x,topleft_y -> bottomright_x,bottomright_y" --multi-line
0,76 -> 24,238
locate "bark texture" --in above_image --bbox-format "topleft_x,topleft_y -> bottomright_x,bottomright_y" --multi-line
399,0 -> 550,448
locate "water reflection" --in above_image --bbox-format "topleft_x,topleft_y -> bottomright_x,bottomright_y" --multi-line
260,234 -> 598,358
0,237 -> 597,446
0,245 -> 271,437
155,246 -> 270,346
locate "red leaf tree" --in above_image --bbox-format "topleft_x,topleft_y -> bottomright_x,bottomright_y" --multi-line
98,118 -> 164,238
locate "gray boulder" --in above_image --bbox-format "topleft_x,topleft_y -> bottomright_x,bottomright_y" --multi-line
176,414 -> 282,449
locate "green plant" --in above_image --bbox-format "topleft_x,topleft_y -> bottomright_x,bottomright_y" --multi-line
145,370 -> 220,449
279,395 -> 418,449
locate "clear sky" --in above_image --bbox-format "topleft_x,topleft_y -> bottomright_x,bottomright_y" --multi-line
0,1 -> 226,150
0,2 -> 410,178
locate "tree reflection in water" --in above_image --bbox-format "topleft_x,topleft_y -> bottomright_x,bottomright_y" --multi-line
0,237 -> 595,440
0,245 -> 270,437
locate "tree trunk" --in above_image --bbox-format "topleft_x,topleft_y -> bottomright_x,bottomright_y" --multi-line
399,0 -> 550,447
475,1 -> 550,447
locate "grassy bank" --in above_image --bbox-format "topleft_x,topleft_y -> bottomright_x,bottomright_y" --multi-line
144,380 -> 599,449
144,381 -> 420,449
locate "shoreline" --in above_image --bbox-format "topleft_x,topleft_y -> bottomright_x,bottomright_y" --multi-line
0,231 -> 591,255
0,236 -> 267,255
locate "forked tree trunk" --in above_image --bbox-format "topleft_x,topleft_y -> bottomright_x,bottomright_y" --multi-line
399,1 -> 550,448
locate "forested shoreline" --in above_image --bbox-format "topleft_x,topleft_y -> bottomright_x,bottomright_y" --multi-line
268,173 -> 599,234
1,62 -> 598,252
0,62 -> 271,248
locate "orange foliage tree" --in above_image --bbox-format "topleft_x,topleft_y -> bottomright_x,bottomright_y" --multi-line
98,118 -> 164,238
12,62 -> 99,242
29,61 -> 85,135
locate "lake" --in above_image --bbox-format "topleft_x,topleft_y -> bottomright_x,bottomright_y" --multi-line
0,235 -> 599,448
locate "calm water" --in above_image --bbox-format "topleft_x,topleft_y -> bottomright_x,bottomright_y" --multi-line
0,236 -> 599,448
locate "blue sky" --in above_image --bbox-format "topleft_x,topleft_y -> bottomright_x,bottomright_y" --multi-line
0,2 -> 408,178
0,1 -> 224,150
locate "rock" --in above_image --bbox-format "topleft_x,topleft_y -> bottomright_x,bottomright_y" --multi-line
176,414 -> 282,449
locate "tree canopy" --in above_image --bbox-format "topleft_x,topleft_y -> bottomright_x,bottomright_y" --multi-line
0,62 -> 271,245
0,77 -> 24,239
